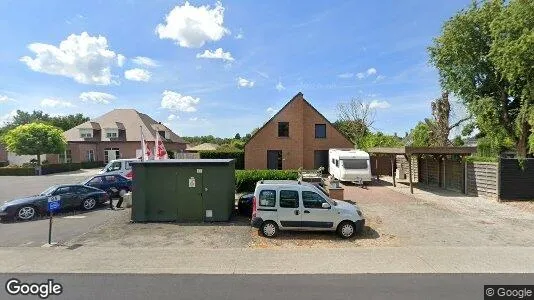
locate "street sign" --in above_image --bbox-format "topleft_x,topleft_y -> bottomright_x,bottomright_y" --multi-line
47,195 -> 61,212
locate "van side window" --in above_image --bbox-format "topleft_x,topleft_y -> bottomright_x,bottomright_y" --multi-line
302,191 -> 328,209
125,161 -> 132,170
335,159 -> 339,167
279,190 -> 299,208
259,190 -> 276,207
108,161 -> 121,171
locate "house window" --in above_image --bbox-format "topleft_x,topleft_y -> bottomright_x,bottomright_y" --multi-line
87,150 -> 95,162
278,122 -> 289,137
59,150 -> 72,163
79,128 -> 93,138
104,128 -> 119,139
315,124 -> 326,138
158,130 -> 166,139
104,148 -> 120,163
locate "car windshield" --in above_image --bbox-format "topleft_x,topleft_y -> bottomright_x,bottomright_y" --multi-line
40,186 -> 56,196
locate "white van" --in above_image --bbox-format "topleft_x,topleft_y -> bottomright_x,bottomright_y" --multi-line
251,180 -> 365,238
99,159 -> 138,179
329,149 -> 372,183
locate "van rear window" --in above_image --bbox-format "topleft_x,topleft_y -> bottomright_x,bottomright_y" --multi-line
342,159 -> 368,169
259,190 -> 276,207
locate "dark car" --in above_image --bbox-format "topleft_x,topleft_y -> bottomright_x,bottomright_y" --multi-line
237,194 -> 254,216
81,174 -> 132,198
0,185 -> 109,221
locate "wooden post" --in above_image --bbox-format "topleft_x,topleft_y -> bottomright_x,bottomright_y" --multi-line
375,155 -> 379,180
391,155 -> 396,187
406,154 -> 413,194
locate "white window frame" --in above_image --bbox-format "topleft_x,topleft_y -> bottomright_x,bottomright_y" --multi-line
79,128 -> 93,138
104,128 -> 119,139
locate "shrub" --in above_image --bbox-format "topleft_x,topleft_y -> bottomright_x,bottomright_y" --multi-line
235,169 -> 299,192
199,150 -> 244,169
0,167 -> 35,176
81,161 -> 105,169
41,163 -> 81,175
0,161 -> 8,168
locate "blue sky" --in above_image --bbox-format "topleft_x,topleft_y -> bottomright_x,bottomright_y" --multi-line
0,0 -> 470,138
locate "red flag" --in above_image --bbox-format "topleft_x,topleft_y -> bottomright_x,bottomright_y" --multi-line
155,131 -> 168,160
145,141 -> 152,159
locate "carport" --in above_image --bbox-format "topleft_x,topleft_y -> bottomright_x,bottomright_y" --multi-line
368,147 -> 476,194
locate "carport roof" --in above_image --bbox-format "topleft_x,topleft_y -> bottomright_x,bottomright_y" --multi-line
368,146 -> 477,156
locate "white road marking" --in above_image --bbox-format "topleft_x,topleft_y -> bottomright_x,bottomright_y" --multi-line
62,216 -> 87,219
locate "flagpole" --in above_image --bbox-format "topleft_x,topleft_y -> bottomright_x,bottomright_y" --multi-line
140,126 -> 144,162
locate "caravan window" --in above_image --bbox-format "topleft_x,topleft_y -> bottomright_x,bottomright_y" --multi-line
341,159 -> 367,169
335,159 -> 339,167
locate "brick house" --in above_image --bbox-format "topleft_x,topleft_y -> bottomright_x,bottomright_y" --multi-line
244,92 -> 354,170
48,109 -> 187,164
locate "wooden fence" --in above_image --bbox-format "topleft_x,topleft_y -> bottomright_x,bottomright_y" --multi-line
466,162 -> 498,199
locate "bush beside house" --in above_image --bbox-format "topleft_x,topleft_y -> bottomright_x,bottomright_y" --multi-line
236,169 -> 299,192
199,150 -> 244,170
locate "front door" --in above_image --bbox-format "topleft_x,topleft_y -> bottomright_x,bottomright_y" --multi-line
177,168 -> 204,222
267,150 -> 282,170
314,150 -> 329,171
277,189 -> 301,228
301,190 -> 334,228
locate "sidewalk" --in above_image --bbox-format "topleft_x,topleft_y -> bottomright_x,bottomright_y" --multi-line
1,246 -> 533,274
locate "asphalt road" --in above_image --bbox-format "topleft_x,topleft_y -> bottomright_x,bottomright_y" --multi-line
0,274 -> 533,300
0,169 -> 118,247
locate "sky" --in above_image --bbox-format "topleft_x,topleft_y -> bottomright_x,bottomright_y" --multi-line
0,0 -> 471,138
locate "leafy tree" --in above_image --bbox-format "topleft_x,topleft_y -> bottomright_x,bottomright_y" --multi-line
429,0 -> 533,156
451,136 -> 465,146
408,122 -> 432,147
360,132 -> 404,150
2,123 -> 66,173
0,110 -> 89,136
335,98 -> 375,147
50,114 -> 90,131
234,133 -> 241,140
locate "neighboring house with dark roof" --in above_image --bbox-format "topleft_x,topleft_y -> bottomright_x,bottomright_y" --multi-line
244,92 -> 354,170
47,109 -> 187,164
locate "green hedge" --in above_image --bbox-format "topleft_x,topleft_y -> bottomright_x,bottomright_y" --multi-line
81,161 -> 105,169
236,169 -> 299,192
199,150 -> 244,169
465,156 -> 498,163
0,167 -> 35,176
41,163 -> 81,175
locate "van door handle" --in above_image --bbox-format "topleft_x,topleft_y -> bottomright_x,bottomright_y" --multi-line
294,210 -> 299,215
304,210 -> 310,214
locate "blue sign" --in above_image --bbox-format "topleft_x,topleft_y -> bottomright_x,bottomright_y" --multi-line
47,196 -> 61,212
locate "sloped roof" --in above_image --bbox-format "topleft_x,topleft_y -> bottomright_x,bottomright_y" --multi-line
64,109 -> 185,143
186,143 -> 219,151
244,92 -> 352,145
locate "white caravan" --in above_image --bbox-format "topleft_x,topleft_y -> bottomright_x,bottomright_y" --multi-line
329,149 -> 372,183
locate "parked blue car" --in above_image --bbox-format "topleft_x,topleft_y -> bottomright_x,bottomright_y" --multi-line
81,174 -> 132,199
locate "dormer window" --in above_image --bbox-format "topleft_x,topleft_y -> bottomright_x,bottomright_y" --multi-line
105,128 -> 119,139
158,130 -> 169,139
79,128 -> 93,138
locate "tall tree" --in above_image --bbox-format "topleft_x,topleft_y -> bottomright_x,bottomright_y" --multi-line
2,123 -> 66,173
425,92 -> 471,146
0,110 -> 89,135
336,99 -> 375,147
429,0 -> 533,156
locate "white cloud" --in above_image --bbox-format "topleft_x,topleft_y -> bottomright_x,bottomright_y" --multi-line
167,114 -> 178,121
356,72 -> 365,79
117,54 -> 126,67
20,32 -> 123,85
161,90 -> 200,112
0,110 -> 17,125
235,33 -> 244,39
79,92 -> 116,104
237,77 -> 255,88
338,72 -> 354,79
369,100 -> 391,109
0,94 -> 13,103
40,98 -> 74,108
132,56 -> 159,67
275,81 -> 285,91
366,68 -> 377,75
189,117 -> 198,121
124,68 -> 151,82
155,1 -> 229,48
375,75 -> 386,81
196,48 -> 234,61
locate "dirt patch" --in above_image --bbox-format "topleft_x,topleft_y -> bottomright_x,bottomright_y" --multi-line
503,200 -> 534,214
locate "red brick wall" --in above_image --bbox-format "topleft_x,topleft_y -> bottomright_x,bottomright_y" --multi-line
245,95 -> 353,169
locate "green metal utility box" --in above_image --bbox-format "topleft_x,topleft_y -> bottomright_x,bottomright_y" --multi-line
131,159 -> 235,222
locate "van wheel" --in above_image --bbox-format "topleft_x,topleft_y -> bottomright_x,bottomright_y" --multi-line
261,221 -> 278,238
337,221 -> 355,239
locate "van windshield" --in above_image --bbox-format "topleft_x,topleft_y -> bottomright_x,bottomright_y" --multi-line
341,159 -> 368,169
